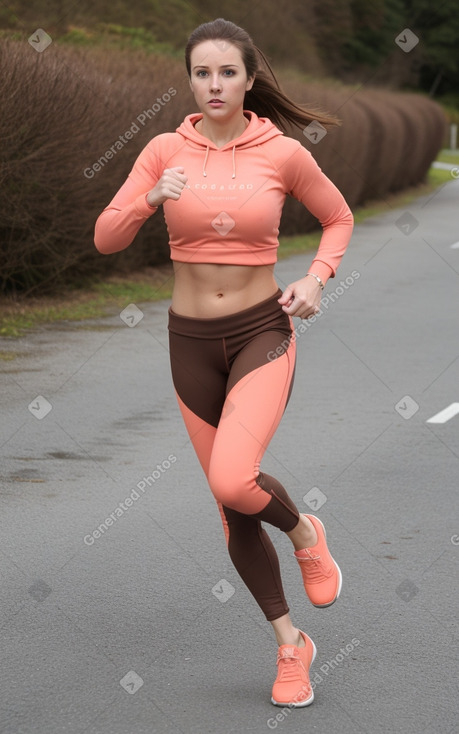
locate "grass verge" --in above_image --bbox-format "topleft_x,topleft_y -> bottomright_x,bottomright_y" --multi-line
0,160 -> 455,344
436,149 -> 459,163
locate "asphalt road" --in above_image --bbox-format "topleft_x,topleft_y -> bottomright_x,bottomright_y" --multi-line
1,173 -> 458,734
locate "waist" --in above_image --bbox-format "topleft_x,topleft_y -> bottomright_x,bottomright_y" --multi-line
168,287 -> 291,339
171,262 -> 277,318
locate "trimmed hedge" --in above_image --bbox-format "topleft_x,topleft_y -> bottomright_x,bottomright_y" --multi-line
0,40 -> 446,294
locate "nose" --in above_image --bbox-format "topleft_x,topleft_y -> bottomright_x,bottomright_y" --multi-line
210,74 -> 222,92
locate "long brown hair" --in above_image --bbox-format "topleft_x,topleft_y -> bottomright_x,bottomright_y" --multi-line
185,18 -> 340,132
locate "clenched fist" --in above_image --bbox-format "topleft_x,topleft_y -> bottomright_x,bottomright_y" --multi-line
146,167 -> 188,207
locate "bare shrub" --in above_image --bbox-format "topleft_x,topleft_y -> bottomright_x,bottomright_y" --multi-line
0,40 -> 446,295
0,41 -> 189,294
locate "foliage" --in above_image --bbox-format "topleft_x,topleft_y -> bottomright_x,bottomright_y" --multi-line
2,0 -> 459,98
0,38 -> 446,295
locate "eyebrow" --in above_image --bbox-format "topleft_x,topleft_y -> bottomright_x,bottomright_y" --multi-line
192,64 -> 240,70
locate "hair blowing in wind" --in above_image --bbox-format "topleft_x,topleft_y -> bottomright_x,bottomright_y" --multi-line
185,17 -> 340,132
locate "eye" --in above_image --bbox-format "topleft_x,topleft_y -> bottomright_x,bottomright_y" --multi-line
223,69 -> 236,76
196,70 -> 208,77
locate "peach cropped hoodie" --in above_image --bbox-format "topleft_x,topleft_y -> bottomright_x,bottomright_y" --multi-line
94,111 -> 354,283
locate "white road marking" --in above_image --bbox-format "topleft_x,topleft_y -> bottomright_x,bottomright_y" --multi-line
426,403 -> 459,424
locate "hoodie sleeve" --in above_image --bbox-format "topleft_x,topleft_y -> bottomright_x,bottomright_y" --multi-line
277,140 -> 354,283
94,140 -> 164,255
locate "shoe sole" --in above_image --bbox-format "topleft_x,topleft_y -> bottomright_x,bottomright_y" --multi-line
305,514 -> 343,608
270,638 -> 317,708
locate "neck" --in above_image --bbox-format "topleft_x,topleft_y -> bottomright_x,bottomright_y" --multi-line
196,112 -> 249,148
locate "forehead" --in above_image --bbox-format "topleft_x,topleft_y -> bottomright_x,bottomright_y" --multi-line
190,39 -> 243,67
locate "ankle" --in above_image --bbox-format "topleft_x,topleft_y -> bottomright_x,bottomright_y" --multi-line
287,514 -> 318,551
276,628 -> 304,648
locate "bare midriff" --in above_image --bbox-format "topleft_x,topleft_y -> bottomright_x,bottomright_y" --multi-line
171,262 -> 278,318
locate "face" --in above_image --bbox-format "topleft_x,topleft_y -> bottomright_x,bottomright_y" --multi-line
189,40 -> 254,122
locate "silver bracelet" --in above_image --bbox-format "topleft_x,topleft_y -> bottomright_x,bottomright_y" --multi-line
306,273 -> 325,290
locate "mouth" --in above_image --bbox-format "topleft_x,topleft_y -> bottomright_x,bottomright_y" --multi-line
208,99 -> 224,105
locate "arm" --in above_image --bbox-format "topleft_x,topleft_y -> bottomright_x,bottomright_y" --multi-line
94,142 -> 161,255
277,142 -> 354,318
94,133 -> 188,256
284,142 -> 354,283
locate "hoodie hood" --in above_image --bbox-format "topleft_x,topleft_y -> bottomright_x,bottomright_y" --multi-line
175,111 -> 283,178
176,110 -> 283,150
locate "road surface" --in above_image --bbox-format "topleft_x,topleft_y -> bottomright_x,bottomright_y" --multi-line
1,174 -> 458,734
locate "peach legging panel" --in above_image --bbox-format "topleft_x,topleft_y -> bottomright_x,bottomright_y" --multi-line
167,290 -> 300,621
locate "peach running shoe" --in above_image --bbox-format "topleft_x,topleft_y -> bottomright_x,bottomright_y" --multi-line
271,630 -> 317,707
294,514 -> 342,607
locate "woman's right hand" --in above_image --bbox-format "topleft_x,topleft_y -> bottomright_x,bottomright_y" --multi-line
146,167 -> 188,207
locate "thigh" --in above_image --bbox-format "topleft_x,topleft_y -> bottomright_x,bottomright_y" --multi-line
223,331 -> 296,463
169,331 -> 228,478
169,331 -> 227,429
226,328 -> 295,399
208,331 -> 296,511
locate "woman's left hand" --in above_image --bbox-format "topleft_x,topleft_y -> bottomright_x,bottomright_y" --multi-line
278,276 -> 323,319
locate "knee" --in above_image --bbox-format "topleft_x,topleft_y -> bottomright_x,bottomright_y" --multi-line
207,466 -> 251,510
208,468 -> 242,507
208,465 -> 266,515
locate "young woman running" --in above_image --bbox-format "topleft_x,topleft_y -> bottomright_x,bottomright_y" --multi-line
94,18 -> 354,708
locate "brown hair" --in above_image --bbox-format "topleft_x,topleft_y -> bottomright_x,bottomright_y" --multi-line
185,18 -> 340,132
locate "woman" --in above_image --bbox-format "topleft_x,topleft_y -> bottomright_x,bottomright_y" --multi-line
94,18 -> 354,708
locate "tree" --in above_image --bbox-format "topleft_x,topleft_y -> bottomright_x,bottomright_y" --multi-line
405,0 -> 459,99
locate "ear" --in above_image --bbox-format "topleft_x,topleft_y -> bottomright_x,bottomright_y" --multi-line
246,74 -> 255,92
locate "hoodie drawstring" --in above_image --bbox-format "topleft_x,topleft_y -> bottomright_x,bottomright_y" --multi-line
202,146 -> 209,177
202,144 -> 236,178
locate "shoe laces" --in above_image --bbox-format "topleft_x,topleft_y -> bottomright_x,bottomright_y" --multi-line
276,650 -> 305,683
296,549 -> 332,583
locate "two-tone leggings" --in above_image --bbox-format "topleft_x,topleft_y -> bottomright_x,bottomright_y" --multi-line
168,288 -> 301,621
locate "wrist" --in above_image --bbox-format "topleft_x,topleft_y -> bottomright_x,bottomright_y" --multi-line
305,272 -> 324,290
145,192 -> 160,209
308,260 -> 333,285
